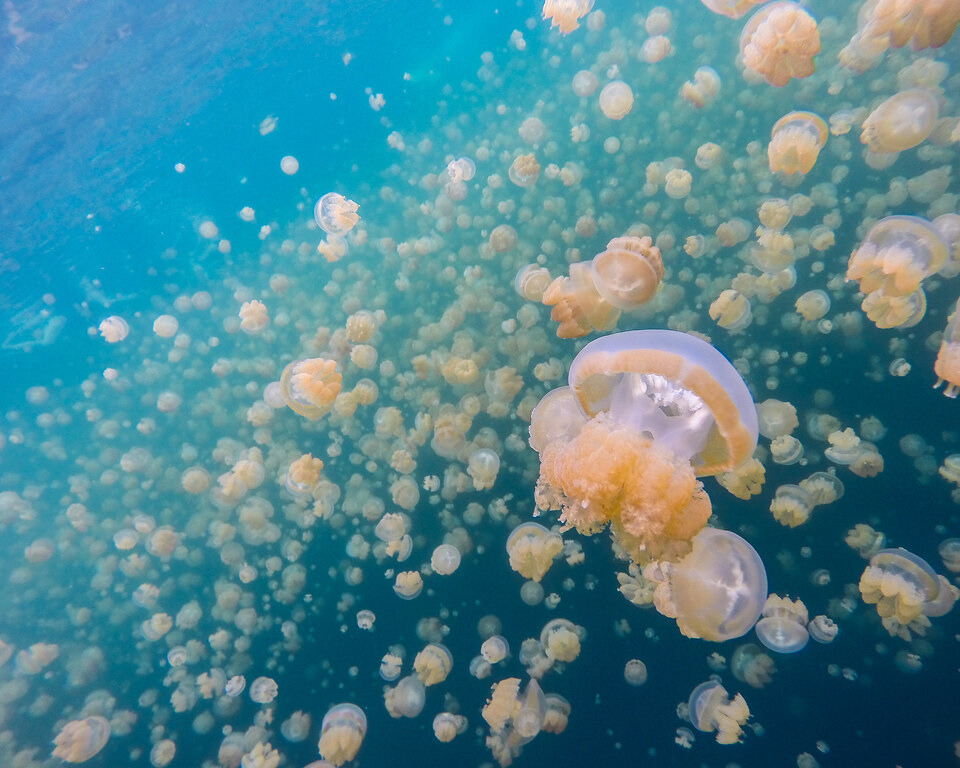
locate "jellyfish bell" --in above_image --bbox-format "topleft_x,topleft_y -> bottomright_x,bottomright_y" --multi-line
52,715 -> 111,762
859,547 -> 946,640
768,111 -> 828,175
280,358 -> 343,420
860,89 -> 939,153
647,527 -> 768,641
740,2 -> 821,87
847,215 -> 947,297
933,297 -> 960,398
317,703 -> 367,766
700,0 -> 769,19
590,236 -> 664,310
686,680 -> 751,744
505,522 -> 563,582
755,595 -> 810,653
384,674 -> 426,718
598,80 -> 634,120
314,192 -> 360,236
542,0 -> 595,35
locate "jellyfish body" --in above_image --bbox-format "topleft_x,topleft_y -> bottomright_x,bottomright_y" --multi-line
700,0 -> 769,19
598,81 -> 634,120
317,703 -> 367,766
542,0 -> 595,35
681,66 -> 721,108
647,527 -> 768,641
859,547 -> 948,640
755,595 -> 810,652
768,111 -> 828,175
934,297 -> 960,397
860,89 -> 939,153
740,2 -> 821,87
686,680 -> 751,744
52,716 -> 111,762
533,331 -> 758,563
280,358 -> 343,419
506,522 -> 564,582
314,193 -> 360,236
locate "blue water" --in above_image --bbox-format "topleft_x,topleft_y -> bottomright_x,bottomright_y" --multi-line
1,0 -> 959,766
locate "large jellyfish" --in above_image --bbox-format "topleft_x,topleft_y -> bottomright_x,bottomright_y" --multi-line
933,297 -> 960,397
740,2 -> 821,87
541,0 -> 595,35
860,89 -> 939,153
52,716 -> 111,762
532,330 -> 758,563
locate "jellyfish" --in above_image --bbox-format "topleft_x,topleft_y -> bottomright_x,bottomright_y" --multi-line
540,618 -> 582,662
700,0 -> 768,20
794,289 -> 831,321
847,215 -> 947,298
317,703 -> 367,766
680,66 -> 721,108
508,153 -> 541,187
730,643 -> 776,687
468,448 -> 501,490
756,399 -> 799,439
541,0 -> 594,35
98,315 -> 129,343
481,635 -> 510,664
414,644 -> 453,685
532,330 -> 758,563
393,571 -> 423,599
860,89 -> 939,153
249,676 -> 278,704
623,659 -> 648,686
314,192 -> 360,236
808,615 -> 839,643
598,81 -> 634,120
933,297 -> 960,397
482,678 -> 521,732
431,543 -> 462,575
646,527 -> 767,641
859,547 -> 951,640
686,680 -> 751,744
506,522 -> 564,582
238,300 -> 269,335
52,716 -> 111,762
769,484 -> 816,527
768,112 -> 828,175
280,357 -> 343,419
740,2 -> 821,87
433,712 -> 468,742
710,289 -> 752,333
755,594 -> 810,652
515,264 -> 553,302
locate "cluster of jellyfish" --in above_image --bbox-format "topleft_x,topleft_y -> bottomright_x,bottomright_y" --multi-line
1,0 -> 960,766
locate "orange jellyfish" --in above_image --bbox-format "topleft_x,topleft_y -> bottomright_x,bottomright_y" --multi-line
52,716 -> 111,762
847,215 -> 947,298
860,89 -> 939,153
767,111 -> 827,174
933,297 -> 960,397
646,527 -> 768,641
531,330 -> 759,563
680,66 -> 722,108
740,2 -> 821,87
542,0 -> 595,35
700,0 -> 770,20
280,357 -> 343,419
863,0 -> 960,51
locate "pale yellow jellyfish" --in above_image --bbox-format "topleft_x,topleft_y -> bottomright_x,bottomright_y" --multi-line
846,523 -> 887,558
794,289 -> 831,321
317,703 -> 367,766
709,289 -> 752,333
384,677 -> 426,719
860,89 -> 939,153
238,300 -> 269,334
847,215 -> 947,299
646,527 -> 767,641
680,66 -> 721,108
769,484 -> 815,527
767,111 -> 827,175
861,0 -> 960,52
686,680 -> 751,744
506,522 -> 564,582
414,644 -> 453,686
314,193 -> 360,236
508,153 -> 541,187
285,453 -> 323,497
514,264 -> 553,302
731,643 -> 776,688
740,2 -> 820,87
482,678 -> 521,732
52,716 -> 111,762
598,81 -> 634,120
540,618 -> 582,662
431,543 -> 462,575
756,399 -> 798,439
433,712 -> 468,742
98,316 -> 129,343
623,659 -> 648,686
933,297 -> 960,397
481,635 -> 510,664
755,595 -> 809,652
542,0 -> 595,35
700,0 -> 769,20
394,571 -> 424,599
533,331 -> 758,563
280,358 -> 343,419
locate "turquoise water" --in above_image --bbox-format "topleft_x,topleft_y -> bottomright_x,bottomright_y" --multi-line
1,0 -> 959,766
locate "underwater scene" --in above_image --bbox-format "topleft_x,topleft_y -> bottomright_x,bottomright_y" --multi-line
2,0 -> 960,766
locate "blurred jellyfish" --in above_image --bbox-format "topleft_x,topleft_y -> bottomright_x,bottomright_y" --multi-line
710,290 -> 752,333
755,595 -> 810,653
98,316 -> 129,343
541,618 -> 583,662
808,615 -> 838,643
768,112 -> 827,175
280,711 -> 311,743
681,67 -> 721,108
52,716 -> 111,762
249,676 -> 278,704
731,643 -> 776,688
646,527 -> 767,641
740,2 -> 820,86
700,0 -> 767,19
317,703 -> 367,766
481,635 -> 510,664
861,90 -> 939,153
933,297 -> 960,397
384,674 -> 426,718
393,571 -> 423,599
533,330 -> 758,563
508,153 -> 541,187
686,680 -> 750,744
314,193 -> 360,236
541,0 -> 594,35
414,644 -> 453,685
598,81 -> 634,120
431,544 -> 462,575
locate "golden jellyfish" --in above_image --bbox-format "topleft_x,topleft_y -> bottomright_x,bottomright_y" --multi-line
646,527 -> 767,641
680,66 -> 721,108
709,289 -> 752,333
280,357 -> 343,419
414,644 -> 453,685
756,399 -> 798,439
508,153 -> 541,187
393,570 -> 423,599
623,659 -> 648,686
431,543 -> 462,575
468,448 -> 501,490
506,522 -> 564,582
533,330 -> 758,563
664,168 -> 692,199
238,300 -> 269,334
933,297 -> 960,397
591,236 -> 664,309
848,215 -> 946,298
52,715 -> 111,762
314,192 -> 360,236
794,289 -> 831,321
540,618 -> 583,662
739,2 -> 821,87
932,214 -> 960,278
598,80 -> 634,120
686,680 -> 751,744
541,0 -> 594,35
481,635 -> 510,664
767,111 -> 827,175
859,547 -> 949,640
755,594 -> 810,652
860,89 -> 939,153
514,263 -> 553,302
860,286 -> 927,329
317,703 -> 367,766
863,0 -> 960,51
433,712 -> 468,742
641,35 -> 673,64
541,262 -> 619,339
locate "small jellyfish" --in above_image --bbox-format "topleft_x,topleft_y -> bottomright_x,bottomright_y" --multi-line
755,594 -> 810,652
314,192 -> 360,236
431,544 -> 462,575
756,399 -> 799,439
238,300 -> 269,334
686,680 -> 751,744
433,712 -> 468,742
506,522 -> 564,582
860,89 -> 939,153
508,153 -> 541,187
710,289 -> 752,333
393,571 -> 424,599
847,215 -> 947,298
795,289 -> 831,321
933,297 -> 960,397
414,644 -> 453,686
598,81 -> 634,120
481,635 -> 510,664
769,484 -> 816,527
98,316 -> 129,343
384,674 -> 426,718
590,235 -> 665,310
542,0 -> 595,35
540,618 -> 583,662
514,263 -> 553,302
740,2 -> 821,87
807,615 -> 838,643
646,527 -> 768,641
249,676 -> 278,704
623,659 -> 648,686
730,643 -> 776,688
379,653 -> 402,681
680,66 -> 721,108
768,112 -> 828,175
467,448 -> 501,490
52,716 -> 111,762
317,703 -> 367,766
280,358 -> 343,419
